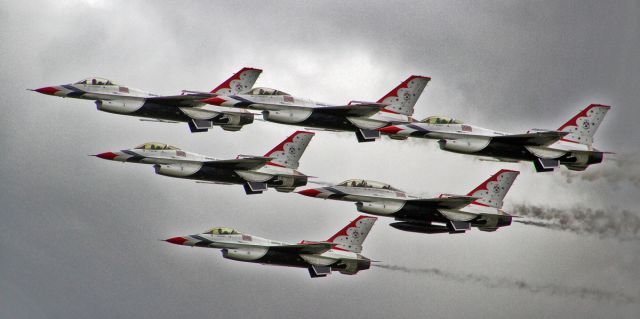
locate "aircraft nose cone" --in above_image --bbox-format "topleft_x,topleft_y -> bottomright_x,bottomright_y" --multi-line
93,152 -> 119,160
34,86 -> 60,95
297,188 -> 321,197
377,125 -> 402,135
201,97 -> 226,105
164,236 -> 187,245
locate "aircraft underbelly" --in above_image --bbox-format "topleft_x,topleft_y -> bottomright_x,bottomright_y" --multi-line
300,254 -> 337,267
393,204 -> 449,223
437,209 -> 477,222
525,146 -> 567,159
298,112 -> 358,131
179,107 -> 221,120
187,166 -> 246,184
472,143 -> 538,161
132,102 -> 190,122
236,171 -> 273,183
346,117 -> 388,130
253,250 -> 328,269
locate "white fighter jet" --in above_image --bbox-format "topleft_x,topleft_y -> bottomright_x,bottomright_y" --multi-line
298,169 -> 519,234
31,67 -> 262,132
200,75 -> 431,142
164,215 -> 377,278
93,131 -> 315,194
378,104 -> 611,172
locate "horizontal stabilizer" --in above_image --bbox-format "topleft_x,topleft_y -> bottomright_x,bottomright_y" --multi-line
492,131 -> 568,147
314,103 -> 387,117
406,196 -> 478,209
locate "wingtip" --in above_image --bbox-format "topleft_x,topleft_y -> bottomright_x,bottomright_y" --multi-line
293,130 -> 316,135
496,168 -> 520,174
587,103 -> 612,109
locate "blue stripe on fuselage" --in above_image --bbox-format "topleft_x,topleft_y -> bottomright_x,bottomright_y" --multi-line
61,84 -> 86,97
121,150 -> 146,162
229,95 -> 255,108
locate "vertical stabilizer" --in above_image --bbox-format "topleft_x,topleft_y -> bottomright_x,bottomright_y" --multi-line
466,169 -> 519,209
557,104 -> 611,146
210,67 -> 262,94
377,75 -> 430,116
325,215 -> 377,253
263,131 -> 315,169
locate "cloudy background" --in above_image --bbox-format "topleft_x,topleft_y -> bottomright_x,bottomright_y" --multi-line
1,0 -> 639,318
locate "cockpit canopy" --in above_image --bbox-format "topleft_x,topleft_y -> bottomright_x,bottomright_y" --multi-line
203,227 -> 239,235
245,87 -> 290,96
337,179 -> 403,191
134,142 -> 180,150
420,116 -> 464,125
74,77 -> 117,86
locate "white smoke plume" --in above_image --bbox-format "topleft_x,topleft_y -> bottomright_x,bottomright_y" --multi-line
510,204 -> 640,241
561,154 -> 640,189
374,264 -> 637,304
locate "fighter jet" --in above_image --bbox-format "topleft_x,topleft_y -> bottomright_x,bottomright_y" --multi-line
31,67 -> 262,132
298,169 -> 519,234
378,104 -> 611,172
164,215 -> 377,278
93,131 -> 315,194
200,75 -> 431,142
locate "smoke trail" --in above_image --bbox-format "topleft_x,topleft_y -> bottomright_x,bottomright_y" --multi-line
374,264 -> 637,304
510,204 -> 640,241
561,154 -> 640,189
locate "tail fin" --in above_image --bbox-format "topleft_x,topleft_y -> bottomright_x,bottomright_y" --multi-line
377,75 -> 431,116
557,104 -> 611,146
326,215 -> 377,253
210,67 -> 262,94
263,131 -> 315,169
466,169 -> 519,209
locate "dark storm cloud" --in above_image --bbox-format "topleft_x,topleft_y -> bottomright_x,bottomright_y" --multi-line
374,264 -> 637,304
2,1 -> 640,318
512,203 -> 640,241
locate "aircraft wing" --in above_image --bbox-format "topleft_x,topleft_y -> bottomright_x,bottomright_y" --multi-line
491,131 -> 569,147
313,103 -> 387,117
202,156 -> 273,170
269,242 -> 338,254
146,93 -> 215,107
406,196 -> 478,209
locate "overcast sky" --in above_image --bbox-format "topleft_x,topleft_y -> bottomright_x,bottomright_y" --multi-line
1,0 -> 639,318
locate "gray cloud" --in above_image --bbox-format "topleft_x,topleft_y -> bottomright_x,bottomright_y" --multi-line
2,0 -> 640,318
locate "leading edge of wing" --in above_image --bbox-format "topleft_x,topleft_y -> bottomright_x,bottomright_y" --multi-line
269,242 -> 338,254
203,156 -> 273,170
491,131 -> 569,147
146,93 -> 216,106
313,103 -> 387,117
406,196 -> 478,209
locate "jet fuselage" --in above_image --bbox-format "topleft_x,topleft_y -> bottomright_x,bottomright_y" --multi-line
165,216 -> 377,277
95,146 -> 307,193
380,115 -> 606,172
